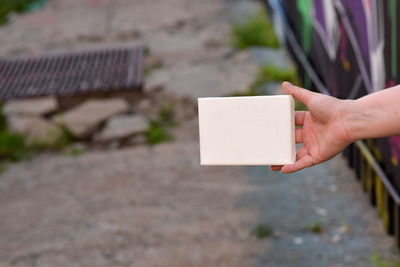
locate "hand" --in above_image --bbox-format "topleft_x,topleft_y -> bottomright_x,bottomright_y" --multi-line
271,82 -> 354,173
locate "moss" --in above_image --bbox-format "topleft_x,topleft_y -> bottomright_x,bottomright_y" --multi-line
145,104 -> 177,145
251,224 -> 274,239
370,253 -> 400,267
29,126 -> 74,152
305,221 -> 323,234
143,60 -> 163,77
232,9 -> 279,50
157,103 -> 176,127
64,146 -> 87,157
0,0 -> 47,24
0,130 -> 28,161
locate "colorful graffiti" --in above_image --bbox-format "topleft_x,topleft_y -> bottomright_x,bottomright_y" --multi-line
264,0 -> 400,188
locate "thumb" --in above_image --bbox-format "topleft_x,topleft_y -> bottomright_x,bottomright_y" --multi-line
282,82 -> 313,107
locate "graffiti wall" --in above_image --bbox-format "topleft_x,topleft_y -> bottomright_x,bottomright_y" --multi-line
265,0 -> 400,191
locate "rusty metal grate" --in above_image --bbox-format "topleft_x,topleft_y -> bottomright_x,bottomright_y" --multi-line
0,47 -> 144,100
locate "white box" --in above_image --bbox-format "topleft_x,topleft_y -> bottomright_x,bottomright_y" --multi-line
198,95 -> 295,165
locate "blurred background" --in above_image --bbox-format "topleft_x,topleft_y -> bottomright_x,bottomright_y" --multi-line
0,0 -> 399,266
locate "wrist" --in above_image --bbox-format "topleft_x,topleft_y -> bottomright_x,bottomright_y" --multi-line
338,99 -> 361,143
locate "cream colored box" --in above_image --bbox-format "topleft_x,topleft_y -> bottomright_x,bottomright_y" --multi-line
198,95 -> 295,165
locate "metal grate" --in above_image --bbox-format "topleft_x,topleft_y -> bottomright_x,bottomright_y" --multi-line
0,47 -> 144,100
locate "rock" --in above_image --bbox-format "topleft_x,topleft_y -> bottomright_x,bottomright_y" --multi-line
145,50 -> 258,99
145,69 -> 168,93
227,0 -> 263,24
4,97 -> 57,116
95,115 -> 148,142
8,116 -> 63,145
127,134 -> 147,146
136,98 -> 153,114
144,55 -> 164,71
55,99 -> 129,139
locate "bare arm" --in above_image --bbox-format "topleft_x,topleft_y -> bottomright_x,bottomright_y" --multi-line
272,82 -> 400,173
346,85 -> 400,140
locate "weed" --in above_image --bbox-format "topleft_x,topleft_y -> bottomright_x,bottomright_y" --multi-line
145,120 -> 172,145
0,0 -> 47,24
254,66 -> 308,111
143,60 -> 163,76
305,221 -> 323,234
255,65 -> 299,87
0,164 -> 7,174
0,130 -> 28,161
145,104 -> 177,145
370,253 -> 400,267
232,9 -> 279,50
143,46 -> 151,56
251,224 -> 274,239
29,126 -> 74,152
231,64 -> 301,98
157,103 -> 176,127
0,106 -> 7,131
64,146 -> 87,157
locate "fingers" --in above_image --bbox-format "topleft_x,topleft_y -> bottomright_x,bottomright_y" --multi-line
296,146 -> 308,159
270,165 -> 283,171
295,128 -> 303,143
282,82 -> 313,107
281,155 -> 314,173
295,111 -> 306,126
270,147 -> 314,174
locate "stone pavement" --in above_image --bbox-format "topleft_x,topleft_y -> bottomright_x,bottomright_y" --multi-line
0,0 -> 399,266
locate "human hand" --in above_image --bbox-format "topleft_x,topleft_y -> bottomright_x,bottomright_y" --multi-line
271,82 -> 354,173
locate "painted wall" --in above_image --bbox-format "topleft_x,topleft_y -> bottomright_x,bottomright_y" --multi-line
265,0 -> 400,189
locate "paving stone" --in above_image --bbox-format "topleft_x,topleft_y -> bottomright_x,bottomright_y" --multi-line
249,47 -> 294,70
95,114 -> 148,142
127,134 -> 147,146
146,50 -> 258,99
54,99 -> 129,139
0,0 -> 399,266
3,97 -> 57,116
257,82 -> 282,95
8,116 -> 63,145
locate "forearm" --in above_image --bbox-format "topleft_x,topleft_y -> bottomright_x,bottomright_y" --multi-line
344,85 -> 400,141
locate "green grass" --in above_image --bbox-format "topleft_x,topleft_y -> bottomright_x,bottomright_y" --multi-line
143,60 -> 163,77
231,65 -> 300,96
145,104 -> 176,145
0,0 -> 47,24
305,221 -> 323,234
232,9 -> 280,50
230,64 -> 308,111
64,146 -> 87,157
370,254 -> 400,267
29,126 -> 74,152
0,106 -> 29,161
145,121 -> 172,145
251,224 -> 274,239
0,130 -> 28,161
0,104 -> 74,164
254,65 -> 299,88
157,103 -> 176,127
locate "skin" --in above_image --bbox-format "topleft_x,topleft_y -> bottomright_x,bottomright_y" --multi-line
271,82 -> 400,173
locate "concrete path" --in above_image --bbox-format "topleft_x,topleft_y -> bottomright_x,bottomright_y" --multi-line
0,0 -> 399,266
